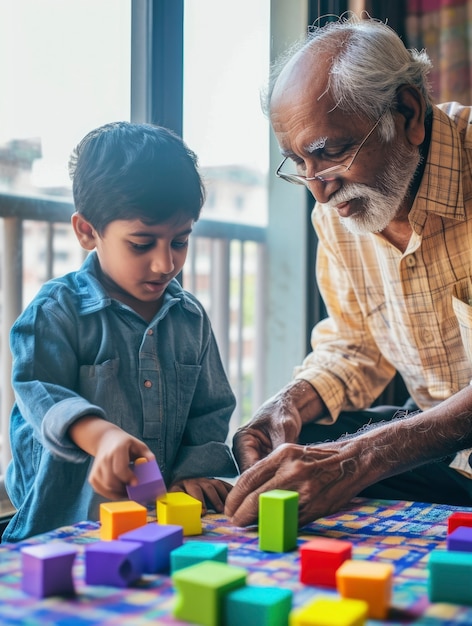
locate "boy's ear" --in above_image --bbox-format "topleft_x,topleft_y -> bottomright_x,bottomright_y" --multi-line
71,212 -> 98,250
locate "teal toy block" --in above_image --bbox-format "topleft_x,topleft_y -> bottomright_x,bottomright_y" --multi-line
428,549 -> 472,605
119,522 -> 183,573
172,560 -> 247,626
21,542 -> 78,598
225,585 -> 293,626
170,540 -> 228,573
259,489 -> 299,552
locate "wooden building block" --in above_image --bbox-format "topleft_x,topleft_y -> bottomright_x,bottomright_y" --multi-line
428,549 -> 472,605
85,540 -> 143,587
225,585 -> 293,626
289,596 -> 368,626
448,511 -> 472,534
299,537 -> 352,587
447,526 -> 472,553
100,500 -> 147,540
157,492 -> 202,536
21,542 -> 77,598
259,489 -> 299,552
172,560 -> 247,626
336,559 -> 393,620
126,457 -> 166,506
119,522 -> 183,573
170,540 -> 228,573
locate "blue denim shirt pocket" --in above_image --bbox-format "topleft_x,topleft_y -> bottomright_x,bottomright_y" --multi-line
79,358 -> 128,428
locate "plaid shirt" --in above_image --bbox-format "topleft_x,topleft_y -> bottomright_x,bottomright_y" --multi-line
295,102 -> 472,475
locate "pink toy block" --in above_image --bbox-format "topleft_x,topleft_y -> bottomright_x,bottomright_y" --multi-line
448,526 -> 472,552
336,559 -> 394,620
85,540 -> 143,587
21,542 -> 77,598
127,457 -> 166,506
448,511 -> 472,534
299,537 -> 352,587
119,522 -> 183,573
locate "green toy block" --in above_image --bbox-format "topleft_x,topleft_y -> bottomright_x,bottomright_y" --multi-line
170,540 -> 228,573
225,585 -> 293,626
289,596 -> 368,626
428,548 -> 472,605
172,560 -> 247,626
259,489 -> 299,552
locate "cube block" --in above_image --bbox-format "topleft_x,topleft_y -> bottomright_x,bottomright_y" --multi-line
428,549 -> 472,605
289,596 -> 368,626
157,492 -> 202,536
119,522 -> 183,573
171,540 -> 228,573
225,585 -> 292,626
299,537 -> 352,587
126,457 -> 166,505
21,542 -> 77,598
336,560 -> 393,620
447,526 -> 472,552
85,540 -> 143,587
172,560 -> 247,626
100,500 -> 147,540
259,489 -> 299,552
447,511 -> 472,534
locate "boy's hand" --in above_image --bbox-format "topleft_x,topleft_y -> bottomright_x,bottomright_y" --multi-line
169,478 -> 232,515
69,416 -> 155,500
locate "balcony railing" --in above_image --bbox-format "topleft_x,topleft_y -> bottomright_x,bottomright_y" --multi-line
0,191 -> 267,483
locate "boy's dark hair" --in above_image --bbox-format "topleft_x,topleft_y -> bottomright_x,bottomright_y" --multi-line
69,121 -> 205,234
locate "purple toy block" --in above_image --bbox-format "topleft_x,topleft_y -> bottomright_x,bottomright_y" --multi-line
447,526 -> 472,552
85,540 -> 143,587
21,541 -> 77,598
119,522 -> 183,573
127,457 -> 166,506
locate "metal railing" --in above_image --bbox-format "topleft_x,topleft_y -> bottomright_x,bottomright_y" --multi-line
0,191 -> 267,479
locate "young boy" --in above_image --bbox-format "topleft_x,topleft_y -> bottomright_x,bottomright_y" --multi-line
3,122 -> 238,542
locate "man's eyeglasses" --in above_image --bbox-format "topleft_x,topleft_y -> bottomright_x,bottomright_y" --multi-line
275,111 -> 386,186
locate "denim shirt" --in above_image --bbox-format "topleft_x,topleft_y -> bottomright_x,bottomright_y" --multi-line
3,252 -> 237,542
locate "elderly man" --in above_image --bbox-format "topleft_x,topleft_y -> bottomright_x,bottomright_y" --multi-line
225,15 -> 472,526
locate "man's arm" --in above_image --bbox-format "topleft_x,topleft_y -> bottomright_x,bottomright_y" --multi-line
225,384 -> 472,526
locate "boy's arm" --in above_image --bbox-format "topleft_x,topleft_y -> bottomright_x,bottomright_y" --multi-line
68,416 -> 155,500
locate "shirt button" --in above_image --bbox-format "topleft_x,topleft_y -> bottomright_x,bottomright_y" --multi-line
147,329 -> 153,335
144,380 -> 152,388
405,255 -> 416,267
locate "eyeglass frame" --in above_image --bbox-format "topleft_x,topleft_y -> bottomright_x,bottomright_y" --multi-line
275,110 -> 386,185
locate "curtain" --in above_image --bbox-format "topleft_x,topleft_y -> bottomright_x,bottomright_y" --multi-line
406,0 -> 472,103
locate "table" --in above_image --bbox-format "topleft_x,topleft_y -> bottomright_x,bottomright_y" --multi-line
0,497 -> 472,625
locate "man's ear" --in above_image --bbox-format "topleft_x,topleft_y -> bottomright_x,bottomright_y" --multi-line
395,85 -> 426,147
71,212 -> 98,250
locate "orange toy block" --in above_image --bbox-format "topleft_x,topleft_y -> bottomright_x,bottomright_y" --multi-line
336,560 -> 394,620
289,596 -> 368,626
448,511 -> 472,534
156,492 -> 202,536
100,501 -> 147,540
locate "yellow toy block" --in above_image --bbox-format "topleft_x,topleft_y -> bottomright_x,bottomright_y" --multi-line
289,596 -> 368,626
336,559 -> 394,620
157,492 -> 202,536
99,501 -> 147,540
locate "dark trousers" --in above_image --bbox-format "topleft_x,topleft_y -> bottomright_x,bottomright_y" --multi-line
298,399 -> 472,507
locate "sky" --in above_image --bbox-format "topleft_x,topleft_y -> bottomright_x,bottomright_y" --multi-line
0,0 -> 270,189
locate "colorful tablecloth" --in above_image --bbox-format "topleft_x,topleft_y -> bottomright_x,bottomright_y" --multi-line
1,497 -> 472,625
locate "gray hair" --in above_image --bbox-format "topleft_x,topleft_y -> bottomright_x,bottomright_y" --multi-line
262,14 -> 433,142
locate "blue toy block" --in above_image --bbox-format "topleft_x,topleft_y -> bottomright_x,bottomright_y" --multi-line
21,542 -> 77,598
126,457 -> 166,506
85,540 -> 143,587
428,549 -> 472,605
225,585 -> 293,626
170,540 -> 228,573
447,526 -> 472,552
119,522 -> 183,573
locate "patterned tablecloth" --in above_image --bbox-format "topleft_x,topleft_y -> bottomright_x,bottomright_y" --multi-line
1,497 -> 472,625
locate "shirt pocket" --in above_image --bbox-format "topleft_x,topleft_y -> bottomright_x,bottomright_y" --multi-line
452,278 -> 472,364
168,363 -> 201,445
79,358 -> 127,428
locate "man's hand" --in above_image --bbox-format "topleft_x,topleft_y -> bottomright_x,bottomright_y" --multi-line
232,380 -> 326,472
170,478 -> 233,515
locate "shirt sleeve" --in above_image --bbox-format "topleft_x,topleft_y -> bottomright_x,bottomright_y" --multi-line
293,208 -> 396,423
10,293 -> 106,463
